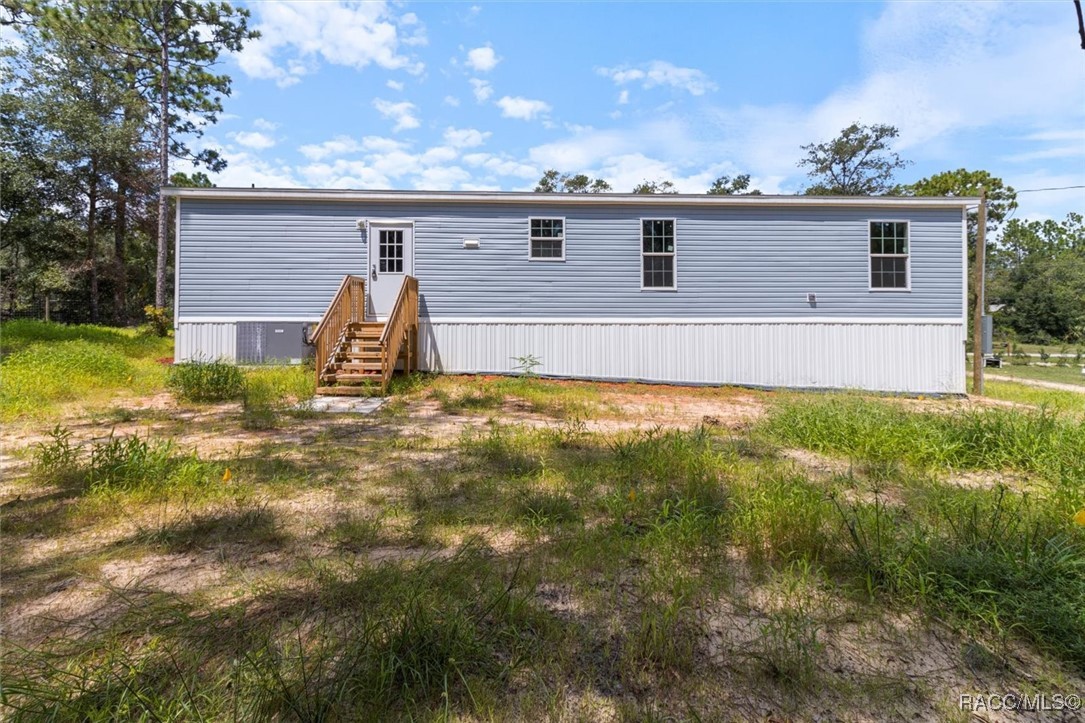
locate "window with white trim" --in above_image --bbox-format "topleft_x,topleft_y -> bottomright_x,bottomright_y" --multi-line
529,217 -> 564,260
869,221 -> 909,289
641,219 -> 675,289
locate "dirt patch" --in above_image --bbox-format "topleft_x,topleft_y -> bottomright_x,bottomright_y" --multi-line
99,553 -> 225,595
594,390 -> 765,431
987,374 -> 1085,394
780,448 -> 856,480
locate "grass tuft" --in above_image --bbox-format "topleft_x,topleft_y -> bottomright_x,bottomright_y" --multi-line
167,360 -> 245,402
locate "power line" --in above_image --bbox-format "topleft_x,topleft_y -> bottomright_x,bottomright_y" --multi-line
1015,185 -> 1085,193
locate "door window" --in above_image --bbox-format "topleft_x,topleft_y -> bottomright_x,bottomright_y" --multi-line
379,230 -> 404,273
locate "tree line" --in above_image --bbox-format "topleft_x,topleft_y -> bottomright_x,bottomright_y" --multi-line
1,0 -> 254,329
535,122 -> 1084,344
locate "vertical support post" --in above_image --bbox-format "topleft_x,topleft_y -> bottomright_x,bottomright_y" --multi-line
972,188 -> 987,396
44,294 -> 50,323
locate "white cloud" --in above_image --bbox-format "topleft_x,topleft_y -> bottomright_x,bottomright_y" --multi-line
360,136 -> 409,154
469,78 -> 493,103
252,118 -> 279,131
299,160 -> 392,189
373,98 -> 421,132
298,135 -> 363,160
413,165 -> 473,189
443,127 -> 491,148
617,90 -> 629,105
496,96 -> 551,121
236,1 -> 425,88
461,153 -> 538,180
443,95 -> 461,107
597,61 -> 717,96
386,79 -> 405,91
230,131 -> 277,150
297,134 -> 409,161
195,148 -> 300,189
465,45 -> 500,72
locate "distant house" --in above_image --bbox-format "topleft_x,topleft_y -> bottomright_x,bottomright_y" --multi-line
164,188 -> 972,394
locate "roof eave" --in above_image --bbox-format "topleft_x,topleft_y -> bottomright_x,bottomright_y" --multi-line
160,187 -> 980,208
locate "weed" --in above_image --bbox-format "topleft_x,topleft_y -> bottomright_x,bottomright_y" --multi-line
511,353 -> 543,377
328,512 -> 385,551
33,425 -> 80,479
242,374 -> 281,430
167,359 -> 245,402
32,427 -> 231,503
432,385 -> 505,413
731,472 -> 833,567
755,560 -> 826,688
624,585 -> 700,674
607,425 -> 729,521
517,490 -> 580,531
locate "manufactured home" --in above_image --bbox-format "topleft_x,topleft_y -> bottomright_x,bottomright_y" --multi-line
165,188 -> 973,395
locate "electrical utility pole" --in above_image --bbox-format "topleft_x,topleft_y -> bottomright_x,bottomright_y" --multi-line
972,188 -> 987,396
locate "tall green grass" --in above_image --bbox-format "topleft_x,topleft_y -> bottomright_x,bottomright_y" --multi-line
0,320 -> 172,421
33,426 -> 231,503
765,395 -> 1085,492
760,395 -> 1085,672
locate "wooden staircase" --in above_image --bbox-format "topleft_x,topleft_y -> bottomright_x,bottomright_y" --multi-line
310,275 -> 419,396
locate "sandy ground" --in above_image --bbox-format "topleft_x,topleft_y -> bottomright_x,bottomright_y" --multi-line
986,374 -> 1085,393
3,381 -> 1083,720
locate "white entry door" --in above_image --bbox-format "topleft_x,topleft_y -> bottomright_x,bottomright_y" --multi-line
367,224 -> 413,320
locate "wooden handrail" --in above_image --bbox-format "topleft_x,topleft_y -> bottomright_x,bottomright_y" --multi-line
379,275 -> 419,392
311,274 -> 366,389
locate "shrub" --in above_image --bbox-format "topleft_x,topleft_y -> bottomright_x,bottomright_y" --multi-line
143,305 -> 172,337
167,360 -> 245,402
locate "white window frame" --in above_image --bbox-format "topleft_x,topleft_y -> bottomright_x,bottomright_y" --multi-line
528,216 -> 566,262
868,219 -> 911,292
640,217 -> 677,291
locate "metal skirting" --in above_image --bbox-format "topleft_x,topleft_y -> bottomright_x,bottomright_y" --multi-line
175,322 -> 237,362
176,321 -> 314,364
416,320 -> 966,394
177,319 -> 966,393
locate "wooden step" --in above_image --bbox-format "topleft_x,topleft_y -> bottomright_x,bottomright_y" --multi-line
316,386 -> 376,396
329,373 -> 382,383
338,362 -> 383,372
339,352 -> 382,361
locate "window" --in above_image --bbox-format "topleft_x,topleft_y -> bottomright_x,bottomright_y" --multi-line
641,219 -> 675,289
529,217 -> 564,260
379,229 -> 404,273
869,221 -> 909,290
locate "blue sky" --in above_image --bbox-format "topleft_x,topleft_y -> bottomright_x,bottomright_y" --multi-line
194,1 -> 1085,220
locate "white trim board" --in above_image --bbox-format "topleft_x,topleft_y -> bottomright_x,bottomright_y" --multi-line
162,187 -> 978,209
419,316 -> 966,326
179,316 -> 967,326
178,317 -> 320,323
